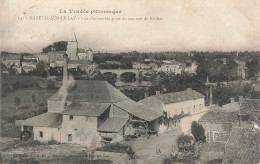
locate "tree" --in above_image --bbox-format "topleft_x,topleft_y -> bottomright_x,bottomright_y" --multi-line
42,41 -> 67,53
31,94 -> 36,109
191,121 -> 206,143
42,45 -> 53,53
53,41 -> 67,51
35,61 -> 47,77
14,96 -> 21,114
8,64 -> 18,75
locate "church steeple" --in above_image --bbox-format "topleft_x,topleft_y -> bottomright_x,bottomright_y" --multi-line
66,27 -> 79,60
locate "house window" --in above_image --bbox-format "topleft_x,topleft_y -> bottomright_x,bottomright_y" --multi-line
199,104 -> 202,110
68,134 -> 72,141
69,115 -> 73,120
85,116 -> 88,121
193,105 -> 196,112
212,131 -> 219,141
39,131 -> 43,138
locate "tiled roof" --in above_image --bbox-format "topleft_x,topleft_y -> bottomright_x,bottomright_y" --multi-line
68,60 -> 91,65
3,54 -> 22,60
49,80 -> 129,103
201,142 -> 225,152
150,90 -> 204,104
61,102 -> 110,116
224,127 -> 260,163
199,110 -> 238,124
138,96 -> 164,114
206,104 -> 222,110
222,102 -> 239,111
114,99 -> 162,121
240,99 -> 260,115
214,133 -> 230,142
98,117 -> 128,132
21,112 -> 62,128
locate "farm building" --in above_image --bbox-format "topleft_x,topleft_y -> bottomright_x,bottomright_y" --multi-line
19,54 -> 162,146
139,88 -> 208,134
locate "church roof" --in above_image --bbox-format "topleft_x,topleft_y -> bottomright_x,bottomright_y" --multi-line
49,80 -> 129,103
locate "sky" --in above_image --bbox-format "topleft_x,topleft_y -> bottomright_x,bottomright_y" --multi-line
1,0 -> 260,53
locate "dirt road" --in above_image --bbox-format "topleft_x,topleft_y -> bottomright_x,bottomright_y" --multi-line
123,130 -> 181,164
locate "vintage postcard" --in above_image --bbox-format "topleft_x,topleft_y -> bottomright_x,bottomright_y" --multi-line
0,0 -> 260,163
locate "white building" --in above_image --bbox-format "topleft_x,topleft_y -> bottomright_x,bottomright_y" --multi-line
139,88 -> 208,134
159,61 -> 184,74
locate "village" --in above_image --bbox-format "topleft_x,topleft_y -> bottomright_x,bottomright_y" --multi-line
1,32 -> 260,164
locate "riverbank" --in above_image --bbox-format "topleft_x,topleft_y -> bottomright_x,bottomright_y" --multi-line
0,140 -> 130,164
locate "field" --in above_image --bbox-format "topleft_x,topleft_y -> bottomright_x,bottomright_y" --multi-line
0,88 -> 58,137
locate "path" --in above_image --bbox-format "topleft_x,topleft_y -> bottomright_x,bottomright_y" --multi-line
123,130 -> 181,164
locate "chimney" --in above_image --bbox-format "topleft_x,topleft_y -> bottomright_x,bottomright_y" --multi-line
209,85 -> 213,105
144,92 -> 149,98
63,54 -> 68,81
230,98 -> 235,103
156,91 -> 160,95
186,88 -> 192,92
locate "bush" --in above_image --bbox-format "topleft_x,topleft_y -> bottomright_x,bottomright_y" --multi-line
17,140 -> 43,147
96,143 -> 135,157
48,139 -> 59,145
191,121 -> 206,143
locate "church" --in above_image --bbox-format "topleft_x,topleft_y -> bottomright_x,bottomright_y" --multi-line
48,31 -> 94,73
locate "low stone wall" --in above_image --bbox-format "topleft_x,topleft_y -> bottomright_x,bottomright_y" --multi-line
0,150 -> 130,163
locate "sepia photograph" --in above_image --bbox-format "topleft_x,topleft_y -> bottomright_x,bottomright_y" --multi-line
0,0 -> 260,163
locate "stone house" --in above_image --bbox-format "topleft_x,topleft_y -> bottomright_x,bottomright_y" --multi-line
223,127 -> 260,164
68,60 -> 96,74
239,97 -> 260,126
199,127 -> 260,163
20,55 -> 162,146
138,88 -> 208,134
132,62 -> 158,70
199,108 -> 238,142
22,58 -> 38,73
77,48 -> 93,62
2,54 -> 22,73
20,80 -> 162,146
48,51 -> 66,64
184,62 -> 197,74
2,54 -> 22,67
159,61 -> 184,74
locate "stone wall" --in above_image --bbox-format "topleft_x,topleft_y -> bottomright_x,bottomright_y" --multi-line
33,127 -> 60,142
163,98 -> 205,117
61,115 -> 99,146
200,122 -> 233,142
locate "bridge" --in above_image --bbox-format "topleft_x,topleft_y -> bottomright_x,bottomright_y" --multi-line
100,69 -> 140,86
